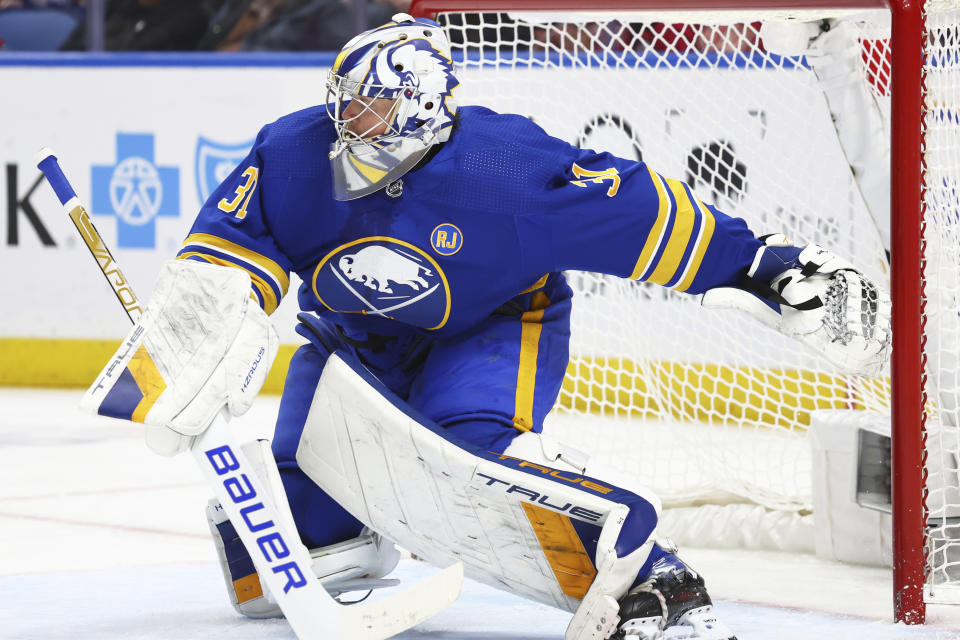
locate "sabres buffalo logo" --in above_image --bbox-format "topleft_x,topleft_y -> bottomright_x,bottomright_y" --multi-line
313,237 -> 451,330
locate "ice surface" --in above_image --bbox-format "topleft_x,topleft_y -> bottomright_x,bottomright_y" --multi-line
2,389 -> 959,639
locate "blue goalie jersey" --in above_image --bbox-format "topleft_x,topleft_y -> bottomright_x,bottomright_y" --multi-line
177,104 -> 769,546
178,105 -> 761,339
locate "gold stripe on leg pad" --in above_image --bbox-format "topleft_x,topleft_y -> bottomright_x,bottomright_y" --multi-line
233,573 -> 264,604
521,502 -> 597,599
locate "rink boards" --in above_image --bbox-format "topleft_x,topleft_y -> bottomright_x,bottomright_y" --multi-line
0,53 -> 865,392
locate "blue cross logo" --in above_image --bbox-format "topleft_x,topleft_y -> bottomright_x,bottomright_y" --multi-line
92,133 -> 179,249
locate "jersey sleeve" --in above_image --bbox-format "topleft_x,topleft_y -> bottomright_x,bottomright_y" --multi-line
522,146 -> 762,295
176,127 -> 292,315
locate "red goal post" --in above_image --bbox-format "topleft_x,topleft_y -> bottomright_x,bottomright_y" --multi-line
411,0 -> 929,624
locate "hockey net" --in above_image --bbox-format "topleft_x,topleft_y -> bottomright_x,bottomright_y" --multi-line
923,1 -> 960,605
414,0 -> 960,618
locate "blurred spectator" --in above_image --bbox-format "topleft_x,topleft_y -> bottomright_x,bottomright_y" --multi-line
0,0 -> 81,8
532,22 -> 600,54
198,0 -> 410,52
633,22 -> 761,55
524,19 -> 761,57
60,0 -> 217,51
431,12 -> 532,51
0,0 -> 83,50
55,0 -> 409,52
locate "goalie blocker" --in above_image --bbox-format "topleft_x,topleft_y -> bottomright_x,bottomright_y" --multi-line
80,258 -> 279,456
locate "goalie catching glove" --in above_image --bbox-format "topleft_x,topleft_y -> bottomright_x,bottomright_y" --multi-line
702,234 -> 891,377
81,259 -> 279,455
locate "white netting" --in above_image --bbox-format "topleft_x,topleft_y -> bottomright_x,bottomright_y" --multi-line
436,9 -> 892,514
923,2 -> 960,601
428,0 -> 960,607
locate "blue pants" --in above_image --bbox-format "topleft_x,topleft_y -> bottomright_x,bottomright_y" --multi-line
272,279 -> 573,549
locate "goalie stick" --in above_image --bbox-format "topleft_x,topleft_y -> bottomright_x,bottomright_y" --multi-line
35,148 -> 463,640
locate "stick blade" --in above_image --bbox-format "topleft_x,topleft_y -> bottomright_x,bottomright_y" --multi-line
343,561 -> 464,640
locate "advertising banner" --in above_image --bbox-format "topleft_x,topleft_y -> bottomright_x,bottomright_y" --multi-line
1,57 -> 332,387
0,55 -> 878,388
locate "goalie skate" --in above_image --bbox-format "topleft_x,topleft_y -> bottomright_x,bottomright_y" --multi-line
208,501 -> 402,618
613,556 -> 735,640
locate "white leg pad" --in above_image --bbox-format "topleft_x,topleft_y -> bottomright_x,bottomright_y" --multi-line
503,431 -> 591,473
503,433 -> 662,639
565,541 -> 653,640
294,352 -> 660,617
207,496 -> 283,618
503,432 -> 663,513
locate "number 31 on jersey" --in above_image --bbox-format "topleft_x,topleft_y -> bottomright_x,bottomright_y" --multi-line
218,167 -> 259,219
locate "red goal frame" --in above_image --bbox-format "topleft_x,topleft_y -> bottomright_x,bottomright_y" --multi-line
410,0 -> 927,624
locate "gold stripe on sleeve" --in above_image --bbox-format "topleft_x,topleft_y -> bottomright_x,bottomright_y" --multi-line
645,178 -> 697,286
177,252 -> 280,315
630,167 -> 671,279
674,198 -> 717,292
182,232 -> 290,296
512,291 -> 550,433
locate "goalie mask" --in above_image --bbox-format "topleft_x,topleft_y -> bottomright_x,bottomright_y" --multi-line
326,13 -> 459,200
